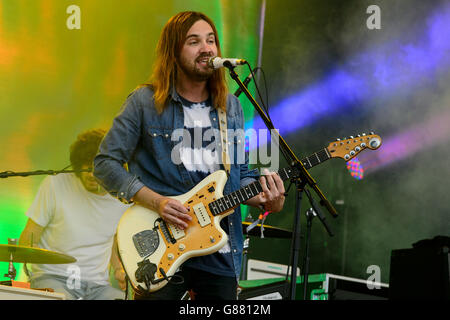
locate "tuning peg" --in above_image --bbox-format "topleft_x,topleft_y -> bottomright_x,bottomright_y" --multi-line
362,133 -> 366,136
336,138 -> 341,141
370,131 -> 375,135
350,135 -> 354,139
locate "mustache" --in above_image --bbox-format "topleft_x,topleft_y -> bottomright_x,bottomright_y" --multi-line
196,53 -> 213,62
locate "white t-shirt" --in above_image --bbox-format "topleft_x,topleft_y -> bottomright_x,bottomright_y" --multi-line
26,173 -> 130,285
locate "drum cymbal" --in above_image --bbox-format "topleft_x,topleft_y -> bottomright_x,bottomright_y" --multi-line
0,244 -> 77,264
242,221 -> 292,239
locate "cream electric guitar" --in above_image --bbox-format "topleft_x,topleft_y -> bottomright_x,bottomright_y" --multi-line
116,133 -> 382,293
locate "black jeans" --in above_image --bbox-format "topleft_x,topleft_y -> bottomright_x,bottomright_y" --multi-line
134,266 -> 238,300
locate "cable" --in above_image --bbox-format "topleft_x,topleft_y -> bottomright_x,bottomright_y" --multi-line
253,66 -> 270,118
60,164 -> 72,170
245,62 -> 272,122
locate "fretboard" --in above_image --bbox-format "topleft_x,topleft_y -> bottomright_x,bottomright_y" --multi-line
208,147 -> 331,216
300,148 -> 331,170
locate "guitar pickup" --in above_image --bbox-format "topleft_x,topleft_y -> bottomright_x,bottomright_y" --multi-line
193,202 -> 211,227
168,224 -> 185,240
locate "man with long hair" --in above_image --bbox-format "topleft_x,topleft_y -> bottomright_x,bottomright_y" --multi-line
94,11 -> 285,300
19,129 -> 130,299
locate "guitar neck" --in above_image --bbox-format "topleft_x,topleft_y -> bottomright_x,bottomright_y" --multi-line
208,147 -> 331,216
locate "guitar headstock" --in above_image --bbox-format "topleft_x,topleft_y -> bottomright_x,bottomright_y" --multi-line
327,132 -> 382,161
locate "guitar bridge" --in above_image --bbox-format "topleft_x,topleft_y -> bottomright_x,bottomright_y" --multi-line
132,229 -> 160,258
158,219 -> 176,244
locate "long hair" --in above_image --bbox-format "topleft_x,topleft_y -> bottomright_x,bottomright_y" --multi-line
145,11 -> 228,114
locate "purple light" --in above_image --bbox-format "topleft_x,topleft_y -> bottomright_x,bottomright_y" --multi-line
249,70 -> 368,135
245,3 -> 450,138
357,106 -> 450,174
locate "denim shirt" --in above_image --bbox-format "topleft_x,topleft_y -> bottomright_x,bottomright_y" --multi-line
93,85 -> 260,279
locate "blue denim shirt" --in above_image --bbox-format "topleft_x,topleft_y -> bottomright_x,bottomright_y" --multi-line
93,86 -> 259,279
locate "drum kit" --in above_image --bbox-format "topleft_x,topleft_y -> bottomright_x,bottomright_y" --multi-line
242,221 -> 292,239
240,220 -> 292,281
0,238 -> 76,284
0,222 -> 290,283
0,239 -> 76,299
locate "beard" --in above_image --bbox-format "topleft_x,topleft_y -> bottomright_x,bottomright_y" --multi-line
80,175 -> 101,193
178,54 -> 215,81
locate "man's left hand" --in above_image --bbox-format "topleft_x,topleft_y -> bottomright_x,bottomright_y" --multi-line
114,268 -> 127,291
257,169 -> 286,213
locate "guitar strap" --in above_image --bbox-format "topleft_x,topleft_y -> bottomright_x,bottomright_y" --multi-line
217,108 -> 231,176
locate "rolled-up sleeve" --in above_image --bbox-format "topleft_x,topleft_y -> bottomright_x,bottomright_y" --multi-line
94,91 -> 145,202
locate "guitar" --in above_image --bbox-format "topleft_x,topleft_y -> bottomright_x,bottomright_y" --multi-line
116,133 -> 382,292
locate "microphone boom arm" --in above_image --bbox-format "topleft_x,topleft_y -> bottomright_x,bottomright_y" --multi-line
0,169 -> 92,179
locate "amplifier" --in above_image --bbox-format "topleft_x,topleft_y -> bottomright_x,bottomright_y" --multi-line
389,237 -> 450,299
238,273 -> 389,300
246,259 -> 300,280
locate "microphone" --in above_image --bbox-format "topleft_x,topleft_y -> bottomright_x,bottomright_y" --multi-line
234,71 -> 255,97
208,56 -> 246,69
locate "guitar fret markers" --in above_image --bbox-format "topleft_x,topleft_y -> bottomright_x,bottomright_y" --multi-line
209,147 -> 333,216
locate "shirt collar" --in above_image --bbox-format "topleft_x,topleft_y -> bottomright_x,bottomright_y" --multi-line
169,86 -> 183,104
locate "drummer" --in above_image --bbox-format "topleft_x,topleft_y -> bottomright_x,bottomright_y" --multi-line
18,129 -> 130,300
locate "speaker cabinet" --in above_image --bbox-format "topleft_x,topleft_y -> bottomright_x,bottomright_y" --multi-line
389,237 -> 450,300
238,273 -> 389,300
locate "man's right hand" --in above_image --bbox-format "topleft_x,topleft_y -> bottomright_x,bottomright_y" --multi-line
133,186 -> 191,230
157,198 -> 192,230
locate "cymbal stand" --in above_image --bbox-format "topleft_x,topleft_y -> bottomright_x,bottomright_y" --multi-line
240,212 -> 254,281
4,238 -> 18,281
240,236 -> 250,281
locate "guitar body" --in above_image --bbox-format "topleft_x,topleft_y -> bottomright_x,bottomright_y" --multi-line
117,170 -> 233,292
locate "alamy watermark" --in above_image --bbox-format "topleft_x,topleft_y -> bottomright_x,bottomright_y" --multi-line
66,265 -> 81,289
366,5 -> 381,30
65,5 -> 382,32
366,264 -> 382,289
170,128 -> 280,172
66,5 -> 81,30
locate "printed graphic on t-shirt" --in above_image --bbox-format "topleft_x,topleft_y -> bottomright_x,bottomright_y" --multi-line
180,97 -> 220,182
179,95 -> 234,276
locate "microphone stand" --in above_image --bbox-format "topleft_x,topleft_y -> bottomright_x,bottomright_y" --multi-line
301,188 -> 334,300
224,62 -> 338,300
